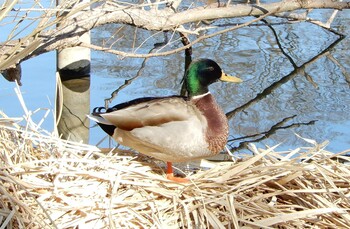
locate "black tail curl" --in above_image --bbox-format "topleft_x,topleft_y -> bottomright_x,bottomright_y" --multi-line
92,106 -> 107,114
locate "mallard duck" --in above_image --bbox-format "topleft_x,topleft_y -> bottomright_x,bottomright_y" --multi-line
89,59 -> 242,182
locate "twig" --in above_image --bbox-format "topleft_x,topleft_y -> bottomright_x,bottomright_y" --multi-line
228,116 -> 317,151
103,37 -> 169,108
226,34 -> 344,119
80,11 -> 274,58
261,18 -> 298,69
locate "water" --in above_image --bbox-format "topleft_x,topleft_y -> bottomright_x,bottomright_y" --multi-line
1,8 -> 350,154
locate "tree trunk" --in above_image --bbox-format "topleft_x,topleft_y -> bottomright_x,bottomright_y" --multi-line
56,0 -> 91,143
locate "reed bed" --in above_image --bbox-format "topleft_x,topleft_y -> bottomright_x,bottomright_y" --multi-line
1,111 -> 350,228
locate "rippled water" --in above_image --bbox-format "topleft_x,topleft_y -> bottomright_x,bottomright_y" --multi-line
1,9 -> 349,154
88,11 -> 350,154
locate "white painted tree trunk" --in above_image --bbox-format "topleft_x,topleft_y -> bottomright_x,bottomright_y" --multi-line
56,0 -> 91,143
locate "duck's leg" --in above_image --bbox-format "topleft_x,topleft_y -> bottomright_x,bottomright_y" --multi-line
166,162 -> 189,183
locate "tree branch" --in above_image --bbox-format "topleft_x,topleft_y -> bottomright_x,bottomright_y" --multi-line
0,0 -> 349,71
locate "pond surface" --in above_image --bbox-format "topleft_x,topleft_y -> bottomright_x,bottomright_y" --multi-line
0,9 -> 350,155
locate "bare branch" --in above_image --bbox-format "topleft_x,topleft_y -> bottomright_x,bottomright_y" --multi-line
81,11 -> 273,58
0,0 -> 349,71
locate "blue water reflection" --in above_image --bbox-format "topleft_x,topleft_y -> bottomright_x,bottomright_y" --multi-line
0,9 -> 349,155
89,11 -> 350,153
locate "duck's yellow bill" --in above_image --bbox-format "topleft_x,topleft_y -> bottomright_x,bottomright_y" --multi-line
220,72 -> 243,83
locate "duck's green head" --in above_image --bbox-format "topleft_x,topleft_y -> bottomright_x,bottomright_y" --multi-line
185,59 -> 242,97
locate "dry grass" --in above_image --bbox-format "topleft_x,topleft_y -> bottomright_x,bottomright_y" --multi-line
1,92 -> 350,228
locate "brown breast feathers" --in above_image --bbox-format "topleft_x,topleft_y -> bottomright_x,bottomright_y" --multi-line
193,94 -> 229,153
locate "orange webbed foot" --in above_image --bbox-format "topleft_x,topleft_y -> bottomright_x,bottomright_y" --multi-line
166,173 -> 189,183
166,162 -> 189,183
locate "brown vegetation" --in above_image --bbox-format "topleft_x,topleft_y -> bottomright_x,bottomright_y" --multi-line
1,105 -> 350,228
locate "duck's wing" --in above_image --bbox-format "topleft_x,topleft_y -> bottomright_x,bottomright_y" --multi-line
98,96 -> 196,131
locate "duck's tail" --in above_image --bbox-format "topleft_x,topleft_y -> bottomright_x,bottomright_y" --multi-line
87,113 -> 116,136
87,113 -> 112,125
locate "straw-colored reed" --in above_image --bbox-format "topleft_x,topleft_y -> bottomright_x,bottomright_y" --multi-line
1,110 -> 350,229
